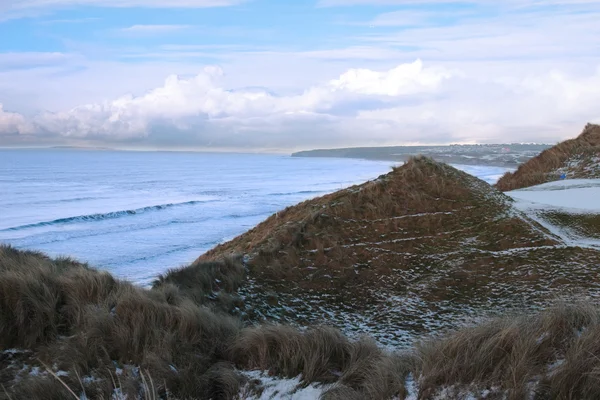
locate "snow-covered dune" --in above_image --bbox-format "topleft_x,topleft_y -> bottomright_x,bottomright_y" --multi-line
507,179 -> 600,212
507,179 -> 600,249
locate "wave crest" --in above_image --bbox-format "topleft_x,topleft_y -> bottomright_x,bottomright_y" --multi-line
2,200 -> 210,231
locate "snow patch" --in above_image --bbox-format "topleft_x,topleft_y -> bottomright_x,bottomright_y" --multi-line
405,373 -> 418,400
2,349 -> 28,355
507,179 -> 600,249
508,179 -> 600,212
239,371 -> 332,399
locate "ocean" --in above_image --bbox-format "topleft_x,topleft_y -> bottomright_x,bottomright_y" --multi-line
0,149 -> 511,285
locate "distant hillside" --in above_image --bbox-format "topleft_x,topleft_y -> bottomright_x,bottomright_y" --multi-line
200,156 -> 600,345
496,123 -> 600,191
292,143 -> 550,168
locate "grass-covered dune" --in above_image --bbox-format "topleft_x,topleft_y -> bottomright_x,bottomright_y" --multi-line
496,123 -> 600,191
199,156 -> 600,345
3,245 -> 600,399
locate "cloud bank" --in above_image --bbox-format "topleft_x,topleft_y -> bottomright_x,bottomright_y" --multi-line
0,105 -> 34,136
1,59 -> 599,150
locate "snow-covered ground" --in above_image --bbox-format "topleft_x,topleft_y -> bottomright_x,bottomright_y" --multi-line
239,371 -> 332,399
507,179 -> 600,249
508,179 -> 600,212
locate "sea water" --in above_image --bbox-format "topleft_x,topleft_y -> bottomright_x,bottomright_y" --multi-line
0,149 -> 511,285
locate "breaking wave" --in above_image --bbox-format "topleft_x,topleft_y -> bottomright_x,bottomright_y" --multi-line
2,200 -> 212,232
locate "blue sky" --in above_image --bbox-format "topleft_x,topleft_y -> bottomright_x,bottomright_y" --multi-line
1,0 -> 600,150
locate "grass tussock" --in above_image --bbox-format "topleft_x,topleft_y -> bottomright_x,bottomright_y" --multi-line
496,123 -> 600,191
153,255 -> 245,313
230,325 -> 414,399
0,244 -> 243,399
417,303 -> 600,399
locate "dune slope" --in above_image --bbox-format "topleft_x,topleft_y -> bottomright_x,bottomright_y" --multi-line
496,123 -> 600,191
200,157 -> 600,345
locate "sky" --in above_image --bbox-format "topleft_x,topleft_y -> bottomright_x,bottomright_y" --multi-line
0,0 -> 599,151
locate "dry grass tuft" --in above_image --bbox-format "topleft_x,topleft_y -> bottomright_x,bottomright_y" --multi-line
230,325 -> 414,398
231,325 -> 351,383
0,244 -> 244,399
417,302 -> 600,399
153,255 -> 245,313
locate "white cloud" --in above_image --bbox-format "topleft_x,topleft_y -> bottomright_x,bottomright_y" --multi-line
2,59 -> 600,149
353,7 -> 600,66
356,66 -> 600,143
27,60 -> 449,137
329,60 -> 451,96
0,60 -> 453,145
118,24 -> 192,35
0,104 -> 34,135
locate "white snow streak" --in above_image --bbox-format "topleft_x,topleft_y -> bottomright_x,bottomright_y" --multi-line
239,371 -> 331,399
